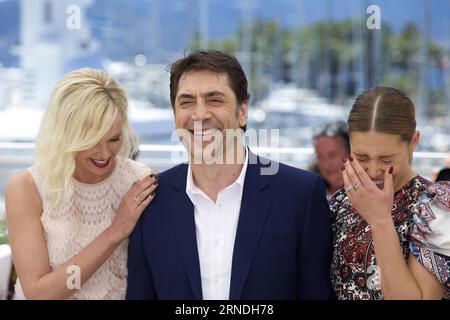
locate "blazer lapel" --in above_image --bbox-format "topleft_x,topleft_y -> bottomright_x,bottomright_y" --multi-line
169,164 -> 203,300
229,152 -> 272,299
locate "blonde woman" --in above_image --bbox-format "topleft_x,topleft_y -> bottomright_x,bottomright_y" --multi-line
5,68 -> 158,299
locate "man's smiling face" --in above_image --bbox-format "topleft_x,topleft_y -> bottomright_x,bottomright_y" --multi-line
174,69 -> 248,161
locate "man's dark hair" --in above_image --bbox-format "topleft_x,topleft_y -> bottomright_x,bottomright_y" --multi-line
169,50 -> 250,131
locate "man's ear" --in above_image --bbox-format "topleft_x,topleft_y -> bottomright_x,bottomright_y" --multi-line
238,100 -> 248,128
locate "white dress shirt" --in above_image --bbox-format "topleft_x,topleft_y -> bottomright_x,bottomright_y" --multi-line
186,147 -> 249,300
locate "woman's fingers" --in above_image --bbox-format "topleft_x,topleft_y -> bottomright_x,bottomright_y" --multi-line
344,157 -> 363,189
383,166 -> 394,196
342,164 -> 353,194
137,189 -> 156,211
111,174 -> 160,240
129,174 -> 158,197
136,181 -> 158,204
135,178 -> 159,214
350,157 -> 374,190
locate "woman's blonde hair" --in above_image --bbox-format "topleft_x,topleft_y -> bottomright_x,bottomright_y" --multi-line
34,68 -> 139,206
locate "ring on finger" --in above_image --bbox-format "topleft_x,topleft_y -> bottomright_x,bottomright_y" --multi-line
345,183 -> 359,192
134,196 -> 142,205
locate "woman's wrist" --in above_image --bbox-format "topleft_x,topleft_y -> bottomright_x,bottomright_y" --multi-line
368,214 -> 395,235
104,225 -> 125,247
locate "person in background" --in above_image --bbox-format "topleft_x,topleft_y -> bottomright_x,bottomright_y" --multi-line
331,86 -> 448,300
435,168 -> 450,182
311,121 -> 351,201
431,152 -> 450,182
5,68 -> 158,299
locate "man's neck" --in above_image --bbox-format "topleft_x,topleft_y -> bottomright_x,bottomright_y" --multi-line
190,144 -> 246,203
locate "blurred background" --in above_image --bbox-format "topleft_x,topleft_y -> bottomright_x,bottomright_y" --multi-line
1,0 -> 450,240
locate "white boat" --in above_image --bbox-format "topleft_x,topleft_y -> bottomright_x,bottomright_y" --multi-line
253,83 -> 348,148
0,108 -> 43,142
256,83 -> 346,119
0,103 -> 175,143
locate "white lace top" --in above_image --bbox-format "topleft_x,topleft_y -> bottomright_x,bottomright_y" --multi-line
15,157 -> 151,300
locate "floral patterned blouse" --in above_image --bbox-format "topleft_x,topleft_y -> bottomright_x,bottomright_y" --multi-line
329,175 -> 450,300
409,181 -> 450,299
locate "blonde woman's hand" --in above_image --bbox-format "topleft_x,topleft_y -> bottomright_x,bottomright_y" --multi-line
109,174 -> 159,242
342,157 -> 394,228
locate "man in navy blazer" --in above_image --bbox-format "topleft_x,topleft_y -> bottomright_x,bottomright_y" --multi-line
126,50 -> 334,300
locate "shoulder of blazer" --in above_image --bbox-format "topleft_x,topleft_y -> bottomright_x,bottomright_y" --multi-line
140,163 -> 188,219
158,162 -> 188,181
257,155 -> 319,186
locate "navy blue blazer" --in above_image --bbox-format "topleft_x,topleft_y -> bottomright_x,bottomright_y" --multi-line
126,152 -> 334,300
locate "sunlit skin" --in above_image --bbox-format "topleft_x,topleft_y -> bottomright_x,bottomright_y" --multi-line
74,114 -> 124,184
174,69 -> 248,164
314,135 -> 349,195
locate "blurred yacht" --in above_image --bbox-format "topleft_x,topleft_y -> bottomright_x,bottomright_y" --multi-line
0,100 -> 175,143
253,83 -> 347,147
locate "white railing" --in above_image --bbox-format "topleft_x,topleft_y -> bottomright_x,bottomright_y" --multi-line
0,142 -> 448,171
0,142 -> 317,168
0,142 -> 448,221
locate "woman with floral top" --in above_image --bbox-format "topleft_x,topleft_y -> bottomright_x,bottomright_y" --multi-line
330,87 -> 448,300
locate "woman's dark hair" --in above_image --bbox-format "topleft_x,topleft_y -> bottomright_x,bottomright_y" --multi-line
348,87 -> 416,143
